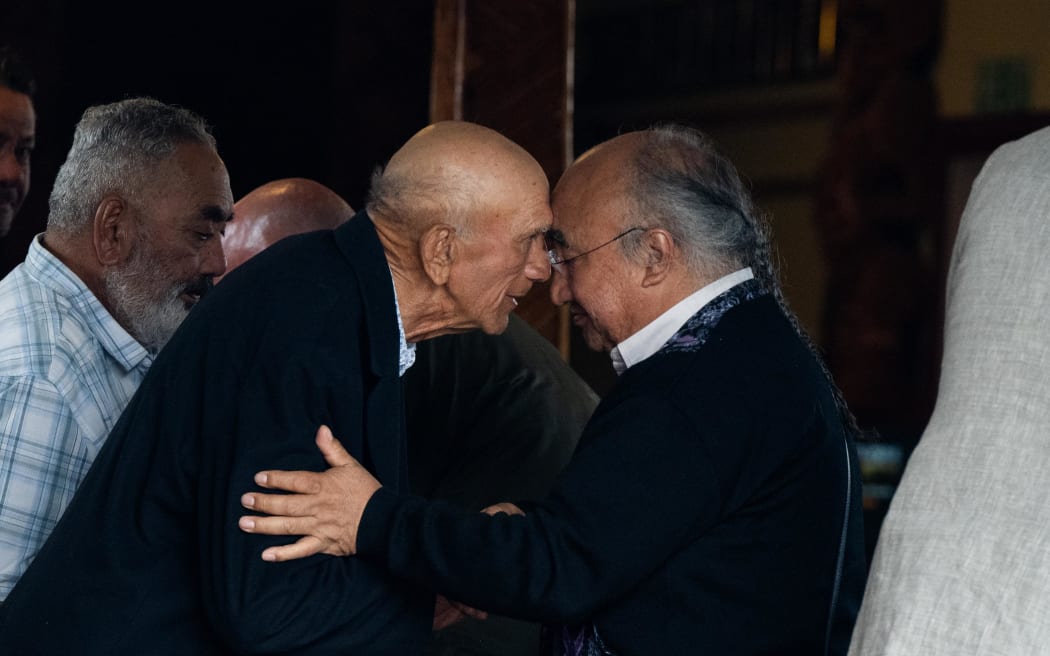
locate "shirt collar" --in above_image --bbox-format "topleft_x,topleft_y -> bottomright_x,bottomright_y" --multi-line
25,234 -> 153,373
610,267 -> 754,375
388,267 -> 415,376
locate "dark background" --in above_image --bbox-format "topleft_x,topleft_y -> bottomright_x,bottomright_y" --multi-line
0,2 -> 436,273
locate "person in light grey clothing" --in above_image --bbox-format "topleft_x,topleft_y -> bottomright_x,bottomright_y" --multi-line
849,125 -> 1050,655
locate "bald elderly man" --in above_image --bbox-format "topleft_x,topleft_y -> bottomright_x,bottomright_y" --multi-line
224,177 -> 596,655
219,177 -> 353,277
0,121 -> 552,654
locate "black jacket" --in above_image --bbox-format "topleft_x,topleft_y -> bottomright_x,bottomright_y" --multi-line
0,213 -> 432,654
359,285 -> 867,655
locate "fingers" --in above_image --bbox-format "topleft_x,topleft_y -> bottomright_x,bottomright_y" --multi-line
315,425 -> 354,467
481,502 -> 525,517
238,513 -> 317,537
259,536 -> 326,562
432,596 -> 487,630
451,601 -> 488,621
248,426 -> 355,493
252,469 -> 323,494
240,490 -> 316,517
432,595 -> 465,630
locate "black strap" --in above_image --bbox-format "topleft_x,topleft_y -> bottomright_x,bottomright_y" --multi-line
823,436 -> 853,655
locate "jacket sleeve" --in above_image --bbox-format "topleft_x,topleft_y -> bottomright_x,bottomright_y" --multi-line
193,296 -> 429,653
358,390 -> 721,623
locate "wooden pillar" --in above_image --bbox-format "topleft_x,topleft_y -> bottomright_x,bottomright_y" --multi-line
430,0 -> 575,357
813,0 -> 942,436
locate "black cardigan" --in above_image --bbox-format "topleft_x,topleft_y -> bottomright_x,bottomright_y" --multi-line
360,292 -> 867,655
0,213 -> 433,653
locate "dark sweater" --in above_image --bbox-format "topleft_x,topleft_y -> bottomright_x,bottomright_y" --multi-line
360,290 -> 866,655
0,213 -> 432,654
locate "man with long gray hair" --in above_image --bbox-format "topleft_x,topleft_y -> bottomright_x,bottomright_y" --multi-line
0,97 -> 231,598
240,125 -> 867,655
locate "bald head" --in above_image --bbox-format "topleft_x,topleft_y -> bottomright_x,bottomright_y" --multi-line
363,120 -> 552,338
551,132 -> 642,236
222,178 -> 353,277
367,121 -> 547,236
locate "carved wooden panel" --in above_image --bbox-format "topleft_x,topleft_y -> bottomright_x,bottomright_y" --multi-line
814,0 -> 943,436
430,0 -> 574,356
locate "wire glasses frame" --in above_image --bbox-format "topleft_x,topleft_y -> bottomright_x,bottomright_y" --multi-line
546,227 -> 645,274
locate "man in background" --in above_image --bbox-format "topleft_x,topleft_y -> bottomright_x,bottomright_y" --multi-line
224,176 -> 597,655
0,45 -> 36,239
219,177 -> 353,279
849,127 -> 1050,655
0,97 -> 231,598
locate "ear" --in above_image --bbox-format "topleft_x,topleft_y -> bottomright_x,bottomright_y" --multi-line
640,228 -> 676,288
92,196 -> 136,266
418,223 -> 456,286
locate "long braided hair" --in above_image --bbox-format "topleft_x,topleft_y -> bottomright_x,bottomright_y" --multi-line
621,124 -> 860,440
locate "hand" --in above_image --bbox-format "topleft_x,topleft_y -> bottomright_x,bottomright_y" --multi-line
433,594 -> 488,630
238,425 -> 380,562
481,502 -> 525,517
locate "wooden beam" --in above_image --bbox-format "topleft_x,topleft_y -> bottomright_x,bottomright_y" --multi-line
430,0 -> 575,357
430,0 -> 466,121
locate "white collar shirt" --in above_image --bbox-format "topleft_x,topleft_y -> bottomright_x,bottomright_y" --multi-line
389,268 -> 415,376
610,267 -> 754,375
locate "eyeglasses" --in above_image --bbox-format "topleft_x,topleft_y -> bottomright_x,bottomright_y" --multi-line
545,227 -> 645,274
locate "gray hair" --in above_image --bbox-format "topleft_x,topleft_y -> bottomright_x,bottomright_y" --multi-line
365,165 -> 478,239
623,124 -> 859,438
47,97 -> 216,234
620,124 -> 769,286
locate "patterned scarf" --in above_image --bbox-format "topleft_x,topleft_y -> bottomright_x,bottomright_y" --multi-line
546,623 -> 617,656
659,278 -> 766,356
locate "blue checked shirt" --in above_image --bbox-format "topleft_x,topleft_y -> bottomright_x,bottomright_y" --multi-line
0,236 -> 153,599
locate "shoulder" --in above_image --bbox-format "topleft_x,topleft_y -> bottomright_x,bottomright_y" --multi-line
165,236 -> 379,386
200,232 -> 368,330
983,125 -> 1050,177
605,296 -> 831,440
0,266 -> 103,382
639,296 -> 811,384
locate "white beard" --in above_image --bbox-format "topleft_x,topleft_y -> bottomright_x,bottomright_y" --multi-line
103,244 -> 191,354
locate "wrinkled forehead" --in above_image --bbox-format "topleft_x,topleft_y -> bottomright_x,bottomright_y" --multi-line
551,165 -> 629,246
474,194 -> 551,247
138,144 -> 234,222
176,144 -> 233,201
474,160 -> 552,235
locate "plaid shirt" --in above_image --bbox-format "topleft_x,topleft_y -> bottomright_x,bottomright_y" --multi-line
0,236 -> 152,599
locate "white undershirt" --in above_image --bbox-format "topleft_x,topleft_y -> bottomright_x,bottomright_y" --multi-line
609,267 -> 754,375
390,267 -> 415,376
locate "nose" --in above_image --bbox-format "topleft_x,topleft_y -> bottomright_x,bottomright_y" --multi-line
524,236 -> 551,283
549,266 -> 572,306
0,149 -> 24,184
202,236 -> 227,279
